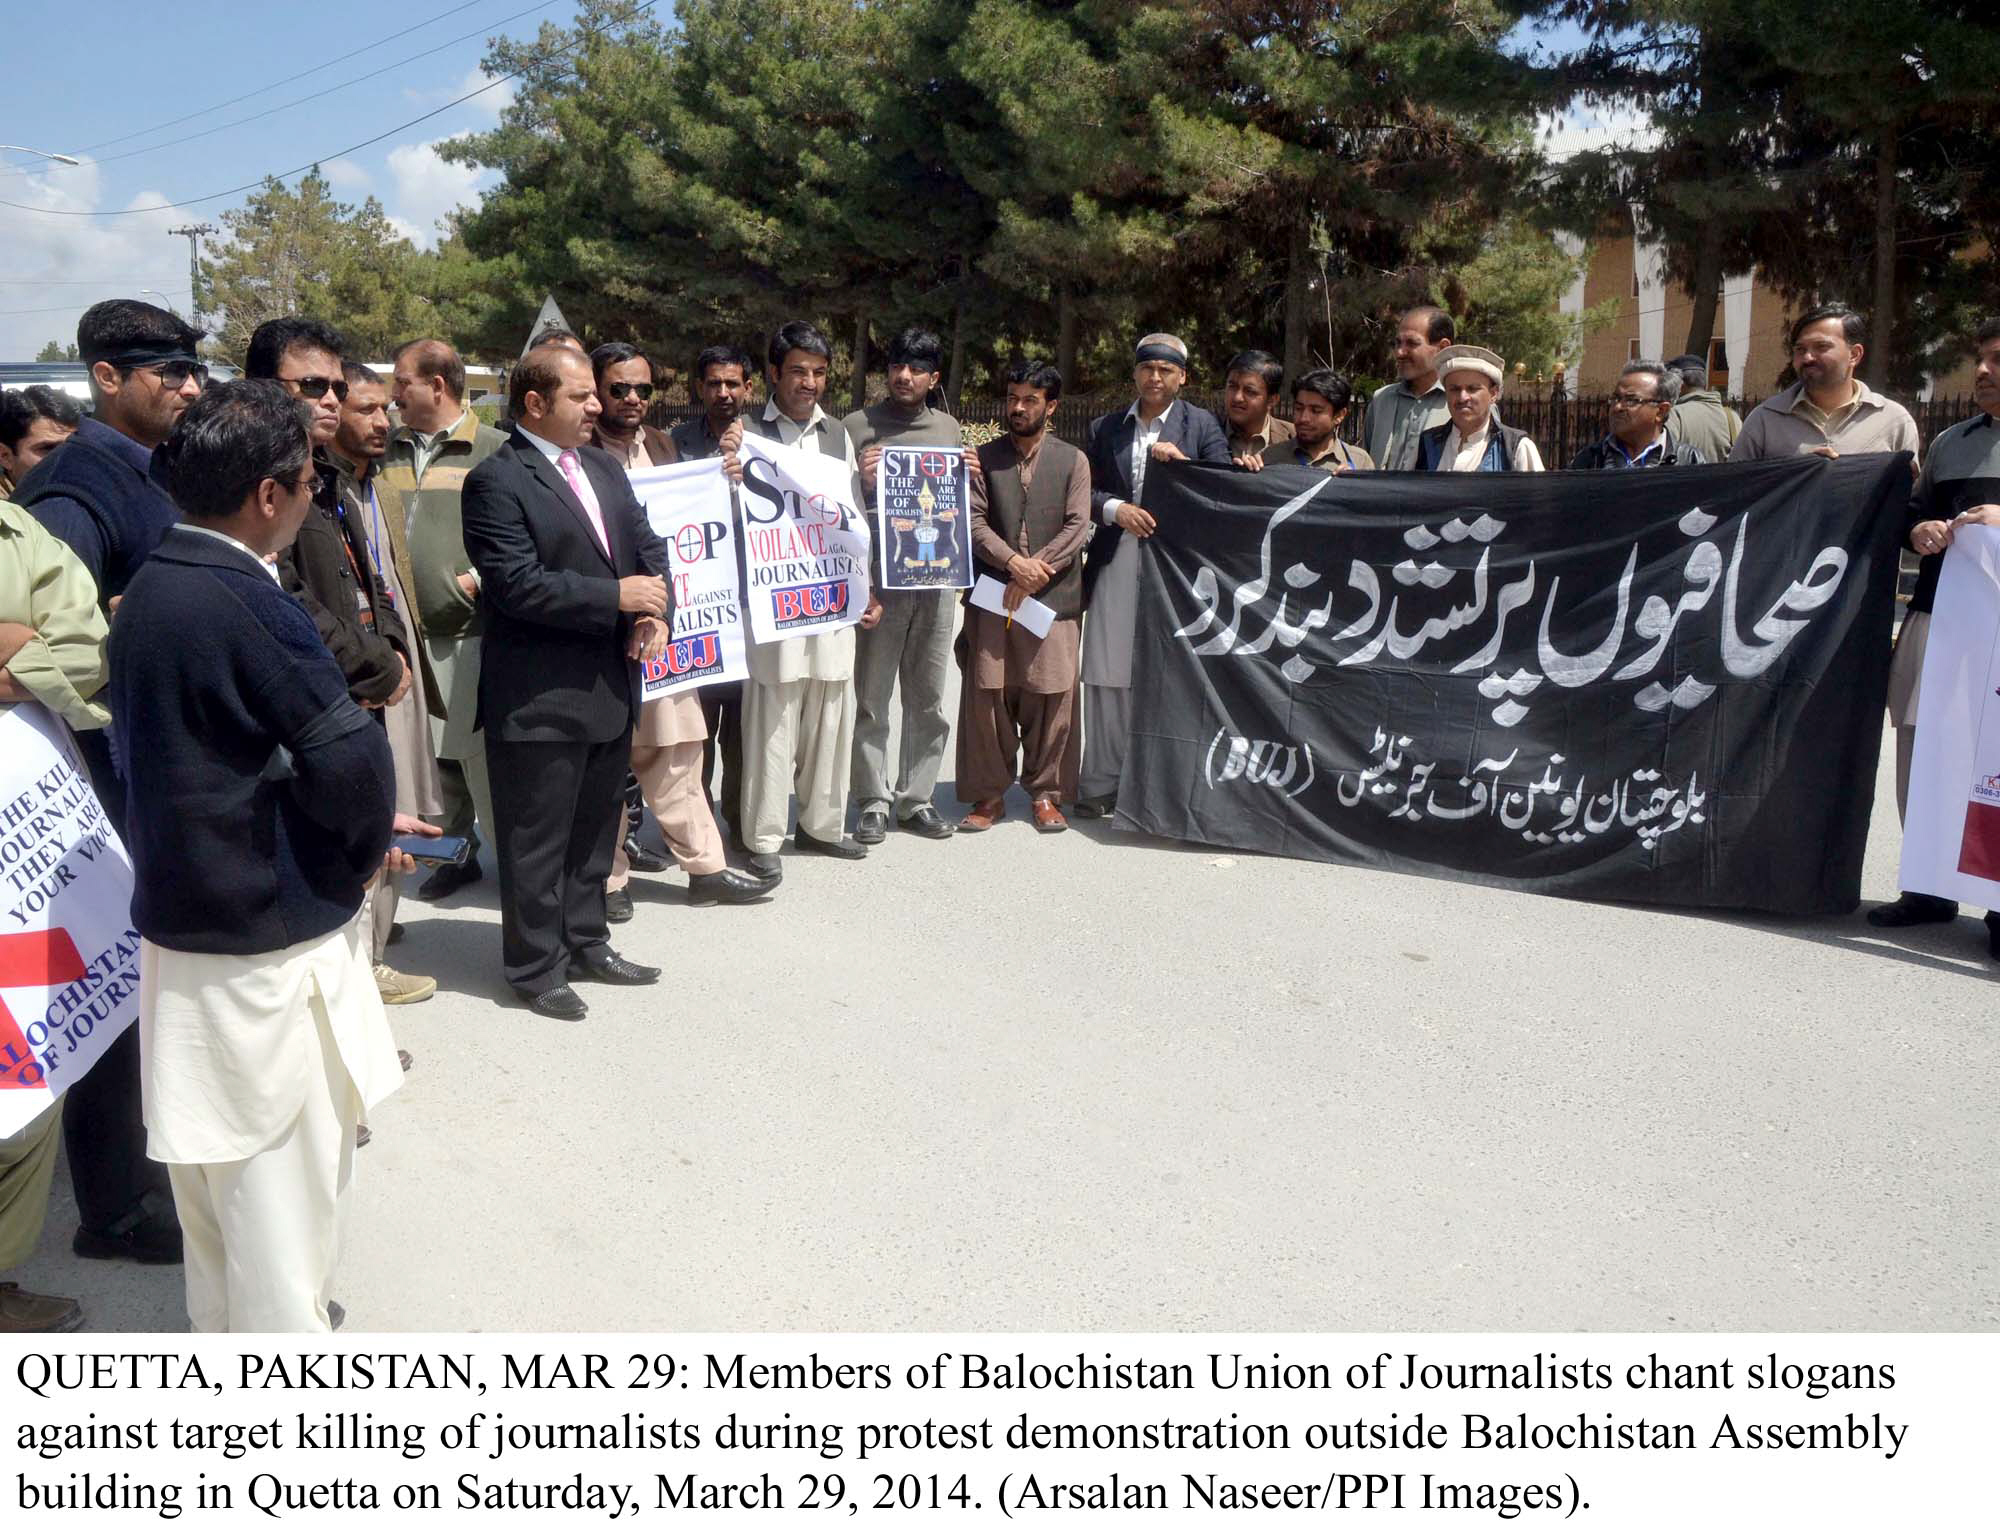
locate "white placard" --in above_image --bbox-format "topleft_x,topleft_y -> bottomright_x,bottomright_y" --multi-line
628,459 -> 748,700
736,433 -> 871,645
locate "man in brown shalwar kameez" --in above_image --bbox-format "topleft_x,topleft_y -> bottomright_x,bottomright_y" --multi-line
957,362 -> 1092,833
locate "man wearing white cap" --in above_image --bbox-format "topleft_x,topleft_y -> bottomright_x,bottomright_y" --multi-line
1077,332 -> 1230,817
1415,345 -> 1545,473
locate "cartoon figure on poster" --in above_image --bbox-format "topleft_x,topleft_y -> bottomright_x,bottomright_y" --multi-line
878,445 -> 973,590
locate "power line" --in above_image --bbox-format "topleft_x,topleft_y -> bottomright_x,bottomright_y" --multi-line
5,0 -> 560,179
0,291 -> 191,318
0,277 -> 187,286
0,0 -> 657,220
73,1 -> 492,156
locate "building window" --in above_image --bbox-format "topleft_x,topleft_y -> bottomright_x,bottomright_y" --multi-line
1628,338 -> 1641,361
1707,338 -> 1728,378
1631,270 -> 1640,298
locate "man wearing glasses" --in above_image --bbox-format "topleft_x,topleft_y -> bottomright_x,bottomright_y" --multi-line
589,342 -> 676,469
13,297 -> 202,1274
245,318 -> 412,716
1568,361 -> 1707,469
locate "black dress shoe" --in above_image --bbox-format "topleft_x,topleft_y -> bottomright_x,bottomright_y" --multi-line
898,805 -> 954,839
417,855 -> 482,901
689,867 -> 781,905
855,808 -> 890,844
1987,914 -> 1999,961
355,1124 -> 372,1149
385,922 -> 405,946
623,833 -> 670,873
605,887 -> 634,924
747,851 -> 783,879
73,1195 -> 183,1266
519,983 -> 588,1019
795,829 -> 867,859
1071,796 -> 1116,820
567,950 -> 661,985
328,1300 -> 346,1331
1867,892 -> 1960,927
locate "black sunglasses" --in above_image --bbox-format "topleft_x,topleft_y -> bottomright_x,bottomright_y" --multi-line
138,359 -> 210,390
605,381 -> 655,401
279,374 -> 348,402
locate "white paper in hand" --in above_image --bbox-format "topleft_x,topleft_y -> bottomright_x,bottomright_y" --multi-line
969,574 -> 1055,638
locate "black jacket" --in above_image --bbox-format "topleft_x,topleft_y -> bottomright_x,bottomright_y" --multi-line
1567,430 -> 1706,470
1081,400 -> 1231,604
108,527 -> 394,954
277,449 -> 409,705
461,432 -> 674,744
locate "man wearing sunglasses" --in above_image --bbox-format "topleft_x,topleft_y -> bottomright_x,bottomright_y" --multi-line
589,342 -> 676,470
14,297 -> 202,1273
246,318 -> 412,717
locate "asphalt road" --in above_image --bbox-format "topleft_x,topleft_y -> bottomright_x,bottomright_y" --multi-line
23,711 -> 1996,1333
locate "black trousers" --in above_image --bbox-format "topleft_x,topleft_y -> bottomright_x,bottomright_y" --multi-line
697,680 -> 746,851
487,732 -> 632,995
67,728 -> 174,1233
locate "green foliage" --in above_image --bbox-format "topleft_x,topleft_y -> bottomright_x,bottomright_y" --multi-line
1453,218 -> 1616,378
34,340 -> 78,362
201,171 -> 441,364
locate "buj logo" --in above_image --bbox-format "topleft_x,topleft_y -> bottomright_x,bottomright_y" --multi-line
771,580 -> 849,628
642,632 -> 722,683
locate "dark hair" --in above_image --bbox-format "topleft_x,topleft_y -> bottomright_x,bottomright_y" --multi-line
1789,304 -> 1865,349
1292,367 -> 1354,414
1224,349 -> 1283,395
0,385 -> 84,449
530,326 -> 584,352
76,298 -> 202,367
767,321 -> 832,370
158,379 -> 312,521
1973,317 -> 2000,349
1403,306 -> 1456,347
394,338 -> 466,401
1005,360 -> 1063,399
885,326 -> 944,374
695,343 -> 754,382
245,316 -> 346,380
1665,353 -> 1708,390
589,340 -> 650,382
509,344 -> 577,419
1620,359 -> 1681,404
342,361 -> 382,388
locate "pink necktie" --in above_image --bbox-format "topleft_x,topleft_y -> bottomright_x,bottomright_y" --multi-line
556,448 -> 611,555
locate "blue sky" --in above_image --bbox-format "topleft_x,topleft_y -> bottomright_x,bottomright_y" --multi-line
0,0 -> 595,356
1,5 -> 1611,360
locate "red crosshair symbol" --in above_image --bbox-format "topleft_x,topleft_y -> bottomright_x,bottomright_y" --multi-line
917,452 -> 949,479
0,929 -> 85,1091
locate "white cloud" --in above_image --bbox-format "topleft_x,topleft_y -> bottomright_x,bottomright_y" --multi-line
403,63 -> 516,124
0,156 -> 203,359
1537,101 -> 1663,162
384,140 -> 492,248
321,158 -> 372,193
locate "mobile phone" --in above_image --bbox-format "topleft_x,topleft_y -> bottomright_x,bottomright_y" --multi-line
396,834 -> 472,868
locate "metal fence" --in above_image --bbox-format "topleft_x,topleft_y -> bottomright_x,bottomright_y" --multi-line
650,390 -> 1981,459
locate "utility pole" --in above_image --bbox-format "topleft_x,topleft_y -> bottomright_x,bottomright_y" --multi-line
167,223 -> 218,331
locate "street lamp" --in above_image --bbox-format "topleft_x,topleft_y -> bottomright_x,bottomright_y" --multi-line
139,288 -> 177,317
0,144 -> 80,165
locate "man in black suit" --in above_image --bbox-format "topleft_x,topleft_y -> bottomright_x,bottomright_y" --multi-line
1077,332 -> 1231,817
461,346 -> 676,1020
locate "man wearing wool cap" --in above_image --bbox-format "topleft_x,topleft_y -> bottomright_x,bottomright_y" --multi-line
1077,332 -> 1230,817
1415,344 -> 1546,473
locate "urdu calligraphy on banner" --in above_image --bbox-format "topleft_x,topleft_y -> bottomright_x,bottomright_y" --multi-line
1121,455 -> 1912,913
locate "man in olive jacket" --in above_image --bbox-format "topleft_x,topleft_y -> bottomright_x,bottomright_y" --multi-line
383,339 -> 509,896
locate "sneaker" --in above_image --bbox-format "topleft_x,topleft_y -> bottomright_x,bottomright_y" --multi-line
373,962 -> 436,1005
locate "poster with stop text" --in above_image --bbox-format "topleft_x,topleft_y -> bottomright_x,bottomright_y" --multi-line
737,433 -> 872,644
628,459 -> 747,700
0,704 -> 141,1136
877,444 -> 973,590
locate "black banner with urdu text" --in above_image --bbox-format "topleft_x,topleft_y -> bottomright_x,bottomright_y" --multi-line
1120,455 -> 1911,914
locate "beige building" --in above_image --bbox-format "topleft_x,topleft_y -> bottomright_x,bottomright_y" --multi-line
1558,211 -> 1974,399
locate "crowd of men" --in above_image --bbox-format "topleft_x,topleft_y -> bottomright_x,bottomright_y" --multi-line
0,291 -> 1993,1337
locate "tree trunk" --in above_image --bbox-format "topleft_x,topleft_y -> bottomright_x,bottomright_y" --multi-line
1281,218 -> 1309,379
1871,126 -> 1897,388
1682,233 -> 1724,361
852,310 -> 870,412
947,277 -> 967,407
1057,284 -> 1080,389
